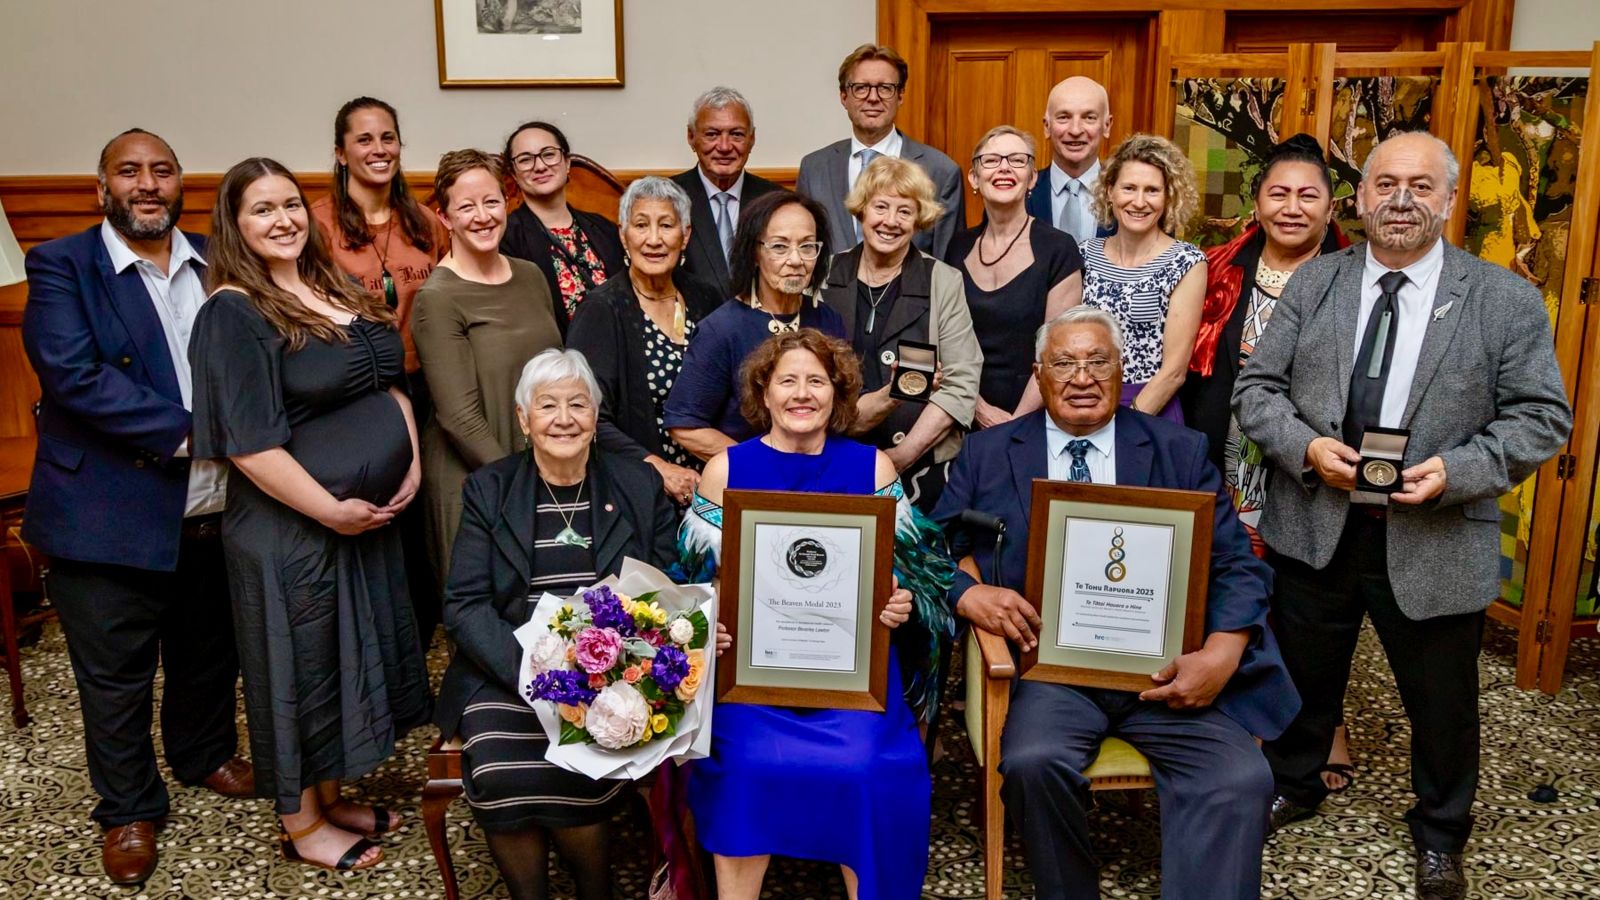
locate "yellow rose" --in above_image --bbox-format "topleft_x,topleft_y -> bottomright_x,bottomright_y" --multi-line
651,605 -> 669,626
558,702 -> 588,728
640,724 -> 653,743
675,649 -> 706,702
651,713 -> 669,734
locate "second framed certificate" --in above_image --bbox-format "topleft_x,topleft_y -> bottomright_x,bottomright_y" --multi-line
716,490 -> 895,711
1022,480 -> 1214,691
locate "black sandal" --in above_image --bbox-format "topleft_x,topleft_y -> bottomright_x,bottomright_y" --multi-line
1320,763 -> 1356,794
279,815 -> 384,871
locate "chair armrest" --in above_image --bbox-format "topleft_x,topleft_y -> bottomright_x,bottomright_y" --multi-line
973,627 -> 1015,679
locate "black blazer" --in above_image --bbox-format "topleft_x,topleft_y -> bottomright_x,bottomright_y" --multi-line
669,167 -> 781,298
821,245 -> 938,449
500,204 -> 626,337
1179,226 -> 1346,472
567,269 -> 724,461
434,449 -> 679,735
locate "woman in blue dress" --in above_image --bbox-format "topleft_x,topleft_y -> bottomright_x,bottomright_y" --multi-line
676,328 -> 955,900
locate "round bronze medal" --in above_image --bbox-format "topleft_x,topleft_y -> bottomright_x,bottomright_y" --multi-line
896,370 -> 929,396
1362,459 -> 1399,487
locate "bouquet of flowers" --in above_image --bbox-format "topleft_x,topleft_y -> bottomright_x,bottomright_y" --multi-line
515,559 -> 716,779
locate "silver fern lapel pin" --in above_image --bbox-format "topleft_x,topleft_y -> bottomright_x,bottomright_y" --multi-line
1432,301 -> 1454,321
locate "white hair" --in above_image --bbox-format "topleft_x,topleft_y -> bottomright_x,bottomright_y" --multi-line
618,175 -> 692,230
688,86 -> 755,131
1360,130 -> 1460,188
1034,306 -> 1125,362
515,348 -> 601,413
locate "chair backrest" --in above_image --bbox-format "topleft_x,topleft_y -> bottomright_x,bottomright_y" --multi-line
566,154 -> 627,222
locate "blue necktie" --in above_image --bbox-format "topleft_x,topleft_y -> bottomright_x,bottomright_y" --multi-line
712,191 -> 735,262
1067,439 -> 1093,483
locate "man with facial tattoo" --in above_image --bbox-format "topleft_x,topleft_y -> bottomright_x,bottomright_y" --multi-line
1232,131 -> 1570,900
22,129 -> 251,885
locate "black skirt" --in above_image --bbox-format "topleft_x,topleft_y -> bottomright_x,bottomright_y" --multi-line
458,680 -> 629,832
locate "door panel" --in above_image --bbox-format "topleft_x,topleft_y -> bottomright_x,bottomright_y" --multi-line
927,16 -> 1155,226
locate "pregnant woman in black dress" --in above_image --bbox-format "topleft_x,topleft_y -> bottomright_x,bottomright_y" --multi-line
190,158 -> 431,872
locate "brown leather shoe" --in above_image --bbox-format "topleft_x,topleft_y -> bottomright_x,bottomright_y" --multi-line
200,756 -> 256,798
103,820 -> 158,884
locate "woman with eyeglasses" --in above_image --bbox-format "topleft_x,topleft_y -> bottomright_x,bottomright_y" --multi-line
819,155 -> 982,513
499,121 -> 625,337
945,126 -> 1084,430
662,191 -> 846,462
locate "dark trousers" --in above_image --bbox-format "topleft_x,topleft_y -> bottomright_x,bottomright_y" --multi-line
1263,511 -> 1483,853
1000,681 -> 1272,900
49,525 -> 240,827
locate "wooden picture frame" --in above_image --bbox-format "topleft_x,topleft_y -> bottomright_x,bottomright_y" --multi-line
716,490 -> 894,711
1021,480 -> 1213,692
435,0 -> 625,88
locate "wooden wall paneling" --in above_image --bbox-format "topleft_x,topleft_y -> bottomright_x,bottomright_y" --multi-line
1225,12 -> 1443,55
1521,41 -> 1600,692
1151,9 -> 1228,140
1441,42 -> 1484,246
0,282 -> 38,440
1444,0 -> 1514,49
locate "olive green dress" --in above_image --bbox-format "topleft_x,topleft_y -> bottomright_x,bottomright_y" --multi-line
413,258 -> 561,581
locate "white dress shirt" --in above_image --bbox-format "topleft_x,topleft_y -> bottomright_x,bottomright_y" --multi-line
1050,159 -> 1101,243
698,167 -> 746,226
100,220 -> 228,517
1045,412 -> 1117,484
1353,238 -> 1445,428
848,128 -> 905,187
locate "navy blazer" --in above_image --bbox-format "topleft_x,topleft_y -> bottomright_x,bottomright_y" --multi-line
21,225 -> 207,572
1025,165 -> 1116,240
932,407 -> 1300,739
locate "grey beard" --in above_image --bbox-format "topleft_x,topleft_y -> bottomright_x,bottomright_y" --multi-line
104,193 -> 181,242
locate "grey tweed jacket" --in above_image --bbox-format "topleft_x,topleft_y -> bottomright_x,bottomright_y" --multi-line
1232,241 -> 1571,620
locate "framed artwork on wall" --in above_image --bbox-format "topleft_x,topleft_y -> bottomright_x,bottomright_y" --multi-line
435,0 -> 624,88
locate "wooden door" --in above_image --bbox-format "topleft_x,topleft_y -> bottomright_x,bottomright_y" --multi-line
925,16 -> 1155,226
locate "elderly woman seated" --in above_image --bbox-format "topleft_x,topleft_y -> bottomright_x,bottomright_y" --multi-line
567,176 -> 723,506
676,328 -> 957,900
434,348 -> 678,900
822,156 -> 983,513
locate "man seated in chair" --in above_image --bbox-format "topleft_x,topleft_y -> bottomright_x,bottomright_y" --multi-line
932,306 -> 1300,900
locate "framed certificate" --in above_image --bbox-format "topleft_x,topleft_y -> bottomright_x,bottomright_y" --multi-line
1021,480 -> 1213,691
716,490 -> 895,711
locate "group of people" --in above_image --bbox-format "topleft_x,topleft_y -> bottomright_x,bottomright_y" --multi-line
20,37 -> 1572,900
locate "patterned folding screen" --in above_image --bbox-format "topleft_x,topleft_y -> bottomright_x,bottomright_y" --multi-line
1327,76 -> 1439,241
1173,78 -> 1285,249
1463,76 -> 1592,613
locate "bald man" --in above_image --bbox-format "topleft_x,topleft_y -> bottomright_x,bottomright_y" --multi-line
1234,131 -> 1571,900
1026,76 -> 1115,244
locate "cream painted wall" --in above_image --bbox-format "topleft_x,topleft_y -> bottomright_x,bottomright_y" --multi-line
1510,0 -> 1600,52
0,0 -> 875,174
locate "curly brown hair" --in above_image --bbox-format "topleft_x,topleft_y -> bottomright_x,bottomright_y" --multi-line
1092,133 -> 1199,238
738,329 -> 862,434
433,148 -> 507,209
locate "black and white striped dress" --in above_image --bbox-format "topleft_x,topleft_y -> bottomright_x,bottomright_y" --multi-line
456,478 -> 628,831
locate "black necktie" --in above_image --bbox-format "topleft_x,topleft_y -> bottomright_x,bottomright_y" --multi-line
1343,270 -> 1409,447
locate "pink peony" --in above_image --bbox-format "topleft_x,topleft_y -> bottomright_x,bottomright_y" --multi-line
574,627 -> 624,674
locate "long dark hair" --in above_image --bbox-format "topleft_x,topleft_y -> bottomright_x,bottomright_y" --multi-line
330,96 -> 436,254
727,191 -> 833,300
210,158 -> 397,351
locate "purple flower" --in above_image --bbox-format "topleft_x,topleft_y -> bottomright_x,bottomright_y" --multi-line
525,669 -> 598,707
585,585 -> 636,637
651,645 -> 690,693
574,627 -> 624,674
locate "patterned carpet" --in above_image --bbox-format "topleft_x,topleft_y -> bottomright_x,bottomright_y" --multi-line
2,619 -> 1598,899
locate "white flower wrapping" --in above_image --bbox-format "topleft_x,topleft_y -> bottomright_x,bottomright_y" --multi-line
513,558 -> 717,780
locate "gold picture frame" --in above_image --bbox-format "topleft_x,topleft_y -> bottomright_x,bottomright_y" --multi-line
435,0 -> 625,88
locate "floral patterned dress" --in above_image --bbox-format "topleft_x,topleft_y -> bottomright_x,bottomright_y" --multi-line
549,224 -> 610,321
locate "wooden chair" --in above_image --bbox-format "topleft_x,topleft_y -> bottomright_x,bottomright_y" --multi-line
964,628 -> 1154,900
422,734 -> 465,900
